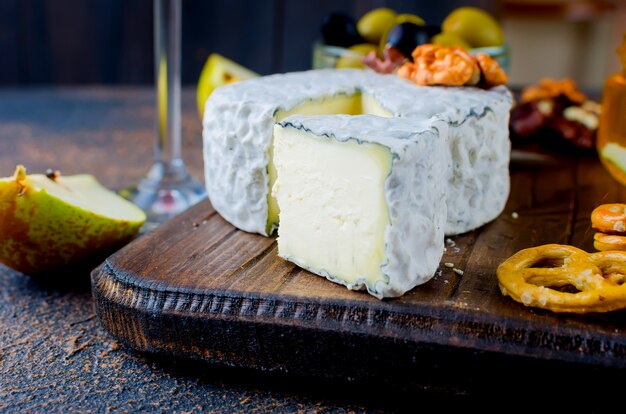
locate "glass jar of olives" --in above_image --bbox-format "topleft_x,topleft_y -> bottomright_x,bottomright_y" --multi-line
312,41 -> 510,74
313,7 -> 510,73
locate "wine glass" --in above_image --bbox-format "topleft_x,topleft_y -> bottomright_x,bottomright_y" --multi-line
124,0 -> 206,231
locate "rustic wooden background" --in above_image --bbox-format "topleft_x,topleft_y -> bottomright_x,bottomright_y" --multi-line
0,0 -> 498,85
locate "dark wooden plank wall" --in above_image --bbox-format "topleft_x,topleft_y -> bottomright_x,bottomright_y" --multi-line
0,0 -> 498,85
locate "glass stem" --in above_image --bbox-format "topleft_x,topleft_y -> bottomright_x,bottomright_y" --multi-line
155,0 -> 184,175
123,0 -> 205,230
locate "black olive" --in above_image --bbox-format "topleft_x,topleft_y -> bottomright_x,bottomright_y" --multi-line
321,12 -> 363,48
385,23 -> 441,59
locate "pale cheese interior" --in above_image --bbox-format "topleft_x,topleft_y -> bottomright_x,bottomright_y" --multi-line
272,125 -> 392,288
266,93 -> 390,234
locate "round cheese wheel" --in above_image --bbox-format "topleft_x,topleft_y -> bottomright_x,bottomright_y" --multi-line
202,68 -> 512,237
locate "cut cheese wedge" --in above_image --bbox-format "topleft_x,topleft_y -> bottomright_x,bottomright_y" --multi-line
272,115 -> 449,298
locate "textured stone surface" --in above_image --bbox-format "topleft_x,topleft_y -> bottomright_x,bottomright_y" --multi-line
0,267 -> 395,413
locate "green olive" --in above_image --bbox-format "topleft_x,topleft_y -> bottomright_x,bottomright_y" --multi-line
442,7 -> 504,48
357,7 -> 397,45
395,13 -> 424,26
431,32 -> 471,50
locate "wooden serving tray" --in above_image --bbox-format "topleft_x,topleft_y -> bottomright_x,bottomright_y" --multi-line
91,152 -> 626,395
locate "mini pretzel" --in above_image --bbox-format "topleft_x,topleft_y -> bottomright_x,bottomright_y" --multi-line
497,244 -> 626,313
594,232 -> 626,252
591,203 -> 626,234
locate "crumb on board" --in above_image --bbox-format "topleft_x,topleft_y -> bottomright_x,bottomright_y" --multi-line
453,268 -> 464,276
444,262 -> 455,268
511,212 -> 519,219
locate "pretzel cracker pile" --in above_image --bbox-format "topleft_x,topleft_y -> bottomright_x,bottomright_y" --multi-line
496,244 -> 626,313
592,204 -> 626,251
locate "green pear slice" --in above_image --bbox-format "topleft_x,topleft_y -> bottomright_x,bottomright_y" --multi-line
0,166 -> 145,274
20,173 -> 146,222
206,53 -> 258,86
601,143 -> 626,174
197,53 -> 259,118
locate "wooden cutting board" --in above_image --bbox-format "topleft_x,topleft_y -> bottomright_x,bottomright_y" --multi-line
91,151 -> 626,394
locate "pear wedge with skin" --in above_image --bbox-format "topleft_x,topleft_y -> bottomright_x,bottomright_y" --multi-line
0,165 -> 146,274
196,53 -> 259,119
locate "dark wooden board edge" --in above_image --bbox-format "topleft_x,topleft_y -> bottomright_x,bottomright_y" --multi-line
91,260 -> 626,398
91,256 -> 626,371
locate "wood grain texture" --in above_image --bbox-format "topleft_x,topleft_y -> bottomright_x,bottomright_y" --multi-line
92,151 -> 626,392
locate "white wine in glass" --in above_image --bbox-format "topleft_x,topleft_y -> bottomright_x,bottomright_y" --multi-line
125,0 -> 206,231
